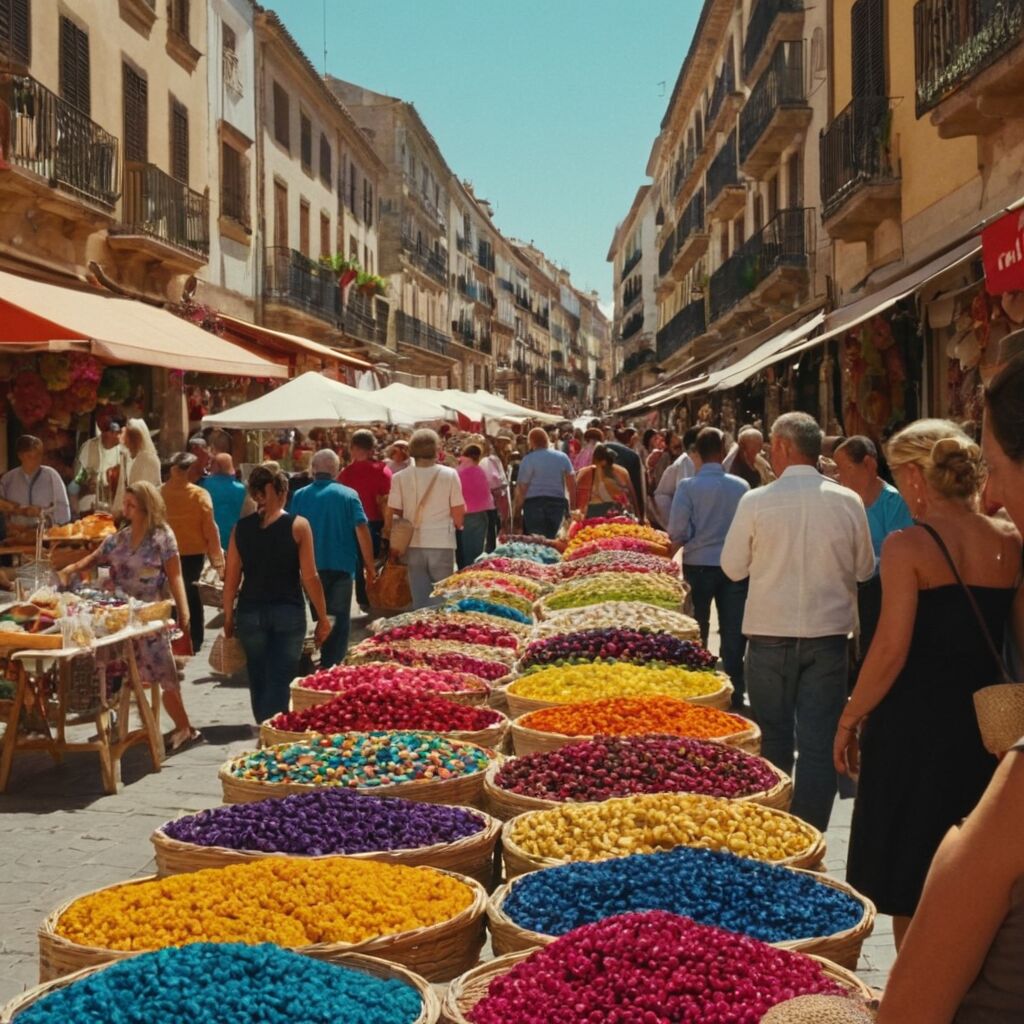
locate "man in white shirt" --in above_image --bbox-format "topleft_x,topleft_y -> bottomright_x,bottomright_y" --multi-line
1,435 -> 71,530
721,412 -> 875,831
653,426 -> 701,526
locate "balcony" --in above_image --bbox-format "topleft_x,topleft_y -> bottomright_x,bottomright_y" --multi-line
344,294 -> 388,347
109,162 -> 208,269
657,299 -> 707,364
456,233 -> 473,256
709,207 -> 812,326
400,233 -> 447,285
620,312 -> 644,342
0,75 -> 120,215
707,50 -> 743,138
395,309 -> 451,357
476,243 -> 496,272
743,0 -> 804,85
622,347 -> 657,375
707,130 -> 746,221
914,0 -> 1024,137
620,248 -> 642,281
452,320 -> 476,348
739,45 -> 811,177
663,189 -> 709,293
820,97 -> 901,243
262,247 -> 340,329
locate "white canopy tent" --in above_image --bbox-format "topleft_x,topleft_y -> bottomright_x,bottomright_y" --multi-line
201,372 -> 390,430
469,390 -> 566,424
372,382 -> 453,424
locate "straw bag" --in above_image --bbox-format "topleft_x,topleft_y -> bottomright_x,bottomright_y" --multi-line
389,468 -> 442,558
209,632 -> 246,676
367,562 -> 412,612
919,524 -> 1023,755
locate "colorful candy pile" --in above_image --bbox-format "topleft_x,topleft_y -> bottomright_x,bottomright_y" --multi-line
539,572 -> 683,613
506,792 -> 818,863
529,601 -> 699,640
55,858 -> 474,949
266,688 -> 501,735
466,556 -> 556,581
555,551 -> 678,580
355,645 -> 511,681
371,608 -> 531,639
368,620 -> 520,650
519,697 -> 751,743
493,736 -> 779,802
15,943 -> 425,1024
519,628 -> 716,671
562,536 -> 670,561
500,848 -> 863,943
437,569 -> 548,600
508,662 -> 723,705
562,523 -> 669,558
486,541 -> 561,564
466,911 -> 847,1024
295,664 -> 488,698
449,595 -> 533,624
225,732 -> 493,790
162,788 -> 486,855
566,514 -> 639,538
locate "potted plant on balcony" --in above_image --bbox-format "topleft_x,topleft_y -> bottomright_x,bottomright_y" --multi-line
321,253 -> 360,291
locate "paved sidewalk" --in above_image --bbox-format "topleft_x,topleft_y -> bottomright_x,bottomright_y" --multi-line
0,607 -> 896,1004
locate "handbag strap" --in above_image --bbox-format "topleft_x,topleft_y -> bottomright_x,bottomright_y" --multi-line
917,521 -> 1013,684
411,467 -> 442,530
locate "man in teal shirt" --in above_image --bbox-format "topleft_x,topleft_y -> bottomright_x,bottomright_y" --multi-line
201,453 -> 250,550
291,449 -> 375,666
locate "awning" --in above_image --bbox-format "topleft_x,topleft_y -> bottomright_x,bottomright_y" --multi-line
710,312 -> 826,391
373,382 -> 453,423
467,390 -> 565,424
0,270 -> 287,378
216,314 -> 373,370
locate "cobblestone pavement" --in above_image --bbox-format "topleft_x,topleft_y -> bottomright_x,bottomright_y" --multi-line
0,606 -> 896,1004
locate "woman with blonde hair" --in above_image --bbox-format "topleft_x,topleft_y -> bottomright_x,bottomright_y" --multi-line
58,481 -> 199,750
835,419 -> 1022,950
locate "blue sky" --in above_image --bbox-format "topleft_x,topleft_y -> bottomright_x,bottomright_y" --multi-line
265,1 -> 700,307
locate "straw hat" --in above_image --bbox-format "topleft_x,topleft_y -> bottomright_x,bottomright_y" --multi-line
973,683 -> 1024,756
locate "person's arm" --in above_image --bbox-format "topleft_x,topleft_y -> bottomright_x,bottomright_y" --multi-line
654,465 -> 679,525
667,482 -> 695,550
851,500 -> 876,582
199,497 -> 225,576
51,472 -> 71,525
450,471 -> 466,531
164,553 -> 190,632
355,522 -> 376,585
564,470 -> 577,510
293,516 -> 330,647
876,750 -> 1024,1023
56,542 -> 105,587
574,467 -> 592,513
833,531 -> 920,774
512,457 -> 531,518
719,492 -> 754,581
222,531 -> 242,639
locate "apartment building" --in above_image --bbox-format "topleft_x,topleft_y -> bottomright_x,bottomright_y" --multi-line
577,288 -> 610,411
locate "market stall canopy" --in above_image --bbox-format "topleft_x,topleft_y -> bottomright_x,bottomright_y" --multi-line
201,371 -> 389,430
216,315 -> 373,370
373,382 -> 453,423
468,390 -> 566,424
0,271 -> 286,378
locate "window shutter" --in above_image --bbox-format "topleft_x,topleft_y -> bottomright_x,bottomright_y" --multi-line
851,0 -> 885,98
170,0 -> 190,41
170,99 -> 188,183
0,0 -> 30,65
319,133 -> 331,185
59,17 -> 91,116
300,113 -> 311,171
123,63 -> 148,164
273,82 -> 289,150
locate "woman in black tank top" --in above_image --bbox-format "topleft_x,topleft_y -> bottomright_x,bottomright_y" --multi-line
223,463 -> 330,724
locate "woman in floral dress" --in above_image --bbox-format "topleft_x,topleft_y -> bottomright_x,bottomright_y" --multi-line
60,482 -> 198,750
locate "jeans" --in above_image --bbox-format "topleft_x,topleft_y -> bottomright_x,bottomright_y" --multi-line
314,570 -> 353,669
457,511 -> 489,569
485,508 -> 501,553
406,547 -> 455,610
235,602 -> 307,723
523,496 -> 568,539
355,520 -> 383,609
683,564 -> 748,706
179,553 -> 205,653
746,634 -> 849,832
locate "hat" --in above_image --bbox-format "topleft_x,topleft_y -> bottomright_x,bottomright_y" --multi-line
187,434 -> 209,449
170,451 -> 197,470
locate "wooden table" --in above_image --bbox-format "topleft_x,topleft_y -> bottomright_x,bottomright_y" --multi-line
0,621 -> 167,794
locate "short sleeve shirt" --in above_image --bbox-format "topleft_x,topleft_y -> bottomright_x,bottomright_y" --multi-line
339,459 -> 392,522
517,448 -> 574,500
865,481 -> 914,563
388,465 -> 464,550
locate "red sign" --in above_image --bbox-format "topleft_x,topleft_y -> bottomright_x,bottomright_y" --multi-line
983,209 -> 1024,294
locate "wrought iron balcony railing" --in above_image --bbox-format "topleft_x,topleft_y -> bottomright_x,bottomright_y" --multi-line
344,294 -> 387,346
263,247 -> 340,324
400,233 -> 447,284
395,309 -> 450,355
743,0 -> 803,79
707,129 -> 741,205
620,312 -> 644,342
676,188 -> 705,251
121,161 -> 208,256
820,96 -> 897,220
657,299 -> 706,363
707,49 -> 737,127
620,248 -> 642,280
739,45 -> 806,165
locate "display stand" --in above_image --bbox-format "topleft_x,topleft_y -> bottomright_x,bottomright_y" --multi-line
0,621 -> 167,794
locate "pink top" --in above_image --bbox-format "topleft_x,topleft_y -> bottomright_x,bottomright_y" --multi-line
457,461 -> 496,513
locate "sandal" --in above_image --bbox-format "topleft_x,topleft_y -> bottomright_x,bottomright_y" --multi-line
168,728 -> 204,753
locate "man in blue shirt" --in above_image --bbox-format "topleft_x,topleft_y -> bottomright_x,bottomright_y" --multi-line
513,427 -> 576,538
201,453 -> 251,551
668,428 -> 750,708
291,449 -> 375,666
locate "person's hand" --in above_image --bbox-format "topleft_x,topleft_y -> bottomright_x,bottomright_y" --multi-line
833,720 -> 861,776
363,565 -> 376,585
214,562 -> 226,582
313,616 -> 331,648
223,613 -> 234,639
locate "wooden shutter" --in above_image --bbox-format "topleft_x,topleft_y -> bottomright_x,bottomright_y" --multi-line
221,141 -> 241,221
170,99 -> 188,183
170,0 -> 190,41
319,133 -> 331,185
59,17 -> 91,116
851,0 -> 885,98
320,213 -> 330,258
787,150 -> 802,208
273,81 -> 289,150
300,113 -> 311,171
274,180 -> 288,248
348,160 -> 356,213
0,0 -> 31,65
299,200 -> 310,257
122,63 -> 148,164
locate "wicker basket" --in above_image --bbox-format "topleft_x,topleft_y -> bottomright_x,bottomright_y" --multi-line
485,866 -> 874,966
499,801 -> 827,879
150,808 -> 502,889
209,633 -> 246,676
973,682 -> 1024,755
37,868 -> 487,984
439,948 -> 872,1023
289,678 -> 490,713
504,671 -> 734,719
218,741 -> 500,809
350,639 -> 520,666
509,712 -> 762,757
3,951 -> 440,1023
482,755 -> 791,821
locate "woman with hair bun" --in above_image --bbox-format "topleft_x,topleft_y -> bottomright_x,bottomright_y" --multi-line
835,419 -> 1022,951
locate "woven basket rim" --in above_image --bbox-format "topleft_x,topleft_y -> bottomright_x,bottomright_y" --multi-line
504,670 -> 733,709
509,711 -> 760,748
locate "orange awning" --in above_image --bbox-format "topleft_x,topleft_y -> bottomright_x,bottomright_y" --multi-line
0,271 -> 287,378
216,314 -> 374,370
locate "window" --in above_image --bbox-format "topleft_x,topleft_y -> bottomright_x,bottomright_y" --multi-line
852,0 -> 885,98
348,161 -> 357,215
0,0 -> 31,66
222,20 -> 242,96
753,193 -> 764,232
300,113 -> 312,173
170,98 -> 188,184
273,180 -> 288,248
221,142 -> 249,226
767,174 -> 779,221
273,81 -> 289,151
122,63 -> 148,163
733,217 -> 745,250
362,179 -> 373,227
319,133 -> 331,186
169,0 -> 190,42
59,16 -> 90,116
787,150 -> 802,208
363,244 -> 369,271
348,234 -> 358,260
720,229 -> 730,263
320,212 -> 331,259
222,22 -> 235,52
299,199 -> 310,257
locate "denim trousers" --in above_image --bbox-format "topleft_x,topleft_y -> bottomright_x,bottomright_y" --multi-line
355,520 -> 383,609
682,564 -> 748,705
745,634 -> 849,832
456,511 -> 489,569
236,602 -> 307,723
523,496 -> 568,539
313,569 -> 353,669
406,546 -> 455,610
